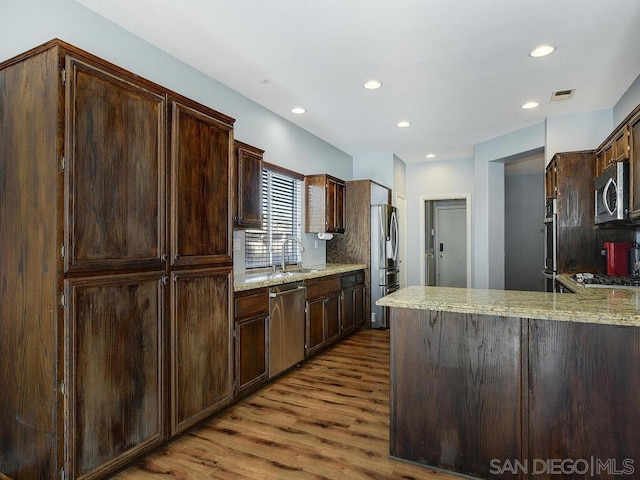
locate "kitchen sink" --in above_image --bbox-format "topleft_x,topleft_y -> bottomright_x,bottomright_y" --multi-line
244,268 -> 322,283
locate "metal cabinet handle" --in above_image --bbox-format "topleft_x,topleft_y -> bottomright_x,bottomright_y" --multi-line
161,253 -> 168,262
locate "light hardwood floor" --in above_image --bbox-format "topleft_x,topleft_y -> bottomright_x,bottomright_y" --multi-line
113,329 -> 459,479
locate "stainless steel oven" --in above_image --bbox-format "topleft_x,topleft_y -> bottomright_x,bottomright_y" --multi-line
544,198 -> 557,268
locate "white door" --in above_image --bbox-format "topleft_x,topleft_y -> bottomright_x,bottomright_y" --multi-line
435,206 -> 467,287
395,193 -> 407,288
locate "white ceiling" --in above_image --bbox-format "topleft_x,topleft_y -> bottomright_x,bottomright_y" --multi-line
75,0 -> 640,163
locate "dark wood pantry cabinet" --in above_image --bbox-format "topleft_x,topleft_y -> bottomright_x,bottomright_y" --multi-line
0,39 -> 235,480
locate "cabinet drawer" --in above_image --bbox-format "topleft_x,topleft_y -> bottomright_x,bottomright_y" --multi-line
234,288 -> 268,319
305,275 -> 340,300
340,270 -> 365,289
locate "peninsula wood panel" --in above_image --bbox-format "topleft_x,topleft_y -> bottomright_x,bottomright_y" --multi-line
0,47 -> 61,480
528,320 -> 640,480
390,309 -> 524,479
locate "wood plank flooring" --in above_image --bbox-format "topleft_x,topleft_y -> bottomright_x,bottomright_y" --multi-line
112,329 -> 459,480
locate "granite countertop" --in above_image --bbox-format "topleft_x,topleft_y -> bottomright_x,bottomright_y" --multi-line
234,263 -> 366,292
377,279 -> 640,327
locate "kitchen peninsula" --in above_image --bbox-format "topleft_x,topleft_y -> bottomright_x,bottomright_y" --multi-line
378,281 -> 640,480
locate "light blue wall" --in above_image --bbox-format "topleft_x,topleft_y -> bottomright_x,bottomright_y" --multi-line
473,123 -> 545,288
405,158 -> 474,286
353,153 -> 394,188
2,0 -> 352,272
614,74 -> 640,125
545,110 -> 612,164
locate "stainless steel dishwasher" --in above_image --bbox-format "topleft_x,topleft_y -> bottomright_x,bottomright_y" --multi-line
268,281 -> 306,378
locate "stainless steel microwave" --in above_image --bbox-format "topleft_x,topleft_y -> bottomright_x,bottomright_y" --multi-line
595,161 -> 629,224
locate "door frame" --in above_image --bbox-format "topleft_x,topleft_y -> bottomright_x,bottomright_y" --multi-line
419,193 -> 472,287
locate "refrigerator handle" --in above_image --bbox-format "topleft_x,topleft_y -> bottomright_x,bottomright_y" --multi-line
387,210 -> 399,261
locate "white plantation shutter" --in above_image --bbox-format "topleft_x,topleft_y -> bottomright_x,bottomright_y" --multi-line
245,167 -> 302,269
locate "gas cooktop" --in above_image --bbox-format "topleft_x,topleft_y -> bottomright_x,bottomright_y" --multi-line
572,273 -> 640,289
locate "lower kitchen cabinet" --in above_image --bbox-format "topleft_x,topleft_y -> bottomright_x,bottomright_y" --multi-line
234,288 -> 269,397
66,272 -> 166,480
305,275 -> 341,357
170,267 -> 234,435
340,271 -> 366,335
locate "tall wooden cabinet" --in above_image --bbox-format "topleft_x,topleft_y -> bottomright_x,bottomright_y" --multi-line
545,151 -> 597,273
0,39 -> 234,480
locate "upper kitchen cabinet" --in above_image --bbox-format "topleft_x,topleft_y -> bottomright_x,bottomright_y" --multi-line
169,98 -> 234,267
595,124 -> 630,177
233,140 -> 264,229
305,174 -> 346,234
628,110 -> 640,218
65,56 -> 167,274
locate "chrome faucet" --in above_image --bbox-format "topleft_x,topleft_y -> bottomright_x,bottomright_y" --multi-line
281,236 -> 305,271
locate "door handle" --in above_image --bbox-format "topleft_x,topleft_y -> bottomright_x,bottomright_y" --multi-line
439,243 -> 444,252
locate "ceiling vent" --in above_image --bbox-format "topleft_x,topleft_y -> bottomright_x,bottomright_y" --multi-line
550,89 -> 575,102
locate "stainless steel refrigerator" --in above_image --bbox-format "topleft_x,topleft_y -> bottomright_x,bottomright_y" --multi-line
370,204 -> 400,329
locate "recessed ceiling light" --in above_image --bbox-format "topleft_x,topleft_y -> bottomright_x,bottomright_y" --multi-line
521,101 -> 539,109
363,80 -> 382,90
397,121 -> 411,128
291,107 -> 306,114
425,153 -> 436,159
529,45 -> 555,58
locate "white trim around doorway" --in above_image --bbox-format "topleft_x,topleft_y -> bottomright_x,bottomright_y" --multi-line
419,193 -> 472,287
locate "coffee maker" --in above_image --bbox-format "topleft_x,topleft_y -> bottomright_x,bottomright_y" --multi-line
603,242 -> 633,276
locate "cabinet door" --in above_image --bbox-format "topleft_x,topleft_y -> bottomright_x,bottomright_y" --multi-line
170,267 -> 233,435
324,293 -> 341,345
613,125 -> 630,162
65,56 -> 167,273
629,113 -> 640,218
66,272 -> 166,479
341,284 -> 364,336
235,315 -> 268,396
235,143 -> 263,229
325,179 -> 345,233
170,100 -> 233,267
305,297 -> 325,357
